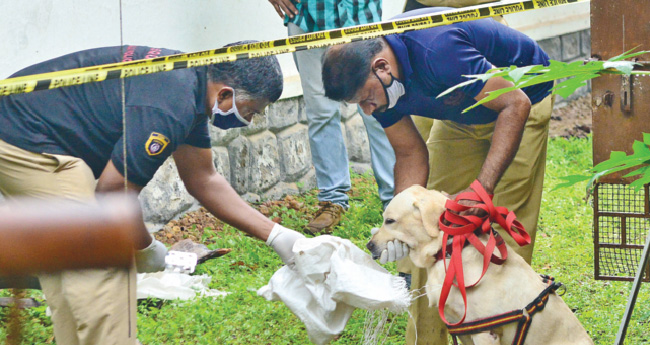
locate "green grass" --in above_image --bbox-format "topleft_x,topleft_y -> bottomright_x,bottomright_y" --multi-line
2,135 -> 649,344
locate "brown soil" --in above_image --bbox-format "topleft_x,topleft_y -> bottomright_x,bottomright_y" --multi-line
154,194 -> 310,246
154,207 -> 225,246
549,94 -> 592,139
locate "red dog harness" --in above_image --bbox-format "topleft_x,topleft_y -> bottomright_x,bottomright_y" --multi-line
437,180 -> 531,326
447,275 -> 564,345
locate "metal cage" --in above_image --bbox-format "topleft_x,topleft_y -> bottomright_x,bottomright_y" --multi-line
591,0 -> 650,285
593,183 -> 650,282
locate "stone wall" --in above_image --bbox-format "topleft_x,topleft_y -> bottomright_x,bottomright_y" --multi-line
140,100 -> 372,229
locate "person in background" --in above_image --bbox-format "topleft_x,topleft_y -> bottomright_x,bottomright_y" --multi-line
267,0 -> 396,235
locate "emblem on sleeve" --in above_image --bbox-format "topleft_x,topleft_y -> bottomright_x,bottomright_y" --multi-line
145,132 -> 170,156
443,89 -> 465,107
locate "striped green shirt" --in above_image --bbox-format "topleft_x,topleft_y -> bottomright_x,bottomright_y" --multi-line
285,0 -> 382,33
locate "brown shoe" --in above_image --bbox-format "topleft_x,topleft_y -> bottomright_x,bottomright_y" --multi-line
305,201 -> 346,235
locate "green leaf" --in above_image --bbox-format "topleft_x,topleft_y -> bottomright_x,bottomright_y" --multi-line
633,139 -> 650,152
629,174 -> 650,191
578,135 -> 650,193
508,65 -> 535,83
610,151 -> 628,160
551,74 -> 598,99
603,61 -> 638,75
548,59 -> 567,69
585,169 -> 614,196
553,174 -> 591,191
591,149 -> 646,171
644,133 -> 650,146
609,47 -> 650,62
437,78 -> 482,98
591,160 -> 643,177
623,166 -> 650,178
437,70 -> 503,99
438,48 -> 650,114
461,86 -> 519,113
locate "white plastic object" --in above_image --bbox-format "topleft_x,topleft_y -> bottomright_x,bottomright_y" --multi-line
164,250 -> 198,274
136,272 -> 228,300
258,235 -> 411,345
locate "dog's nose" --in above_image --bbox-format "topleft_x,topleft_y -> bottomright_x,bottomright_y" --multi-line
366,241 -> 380,259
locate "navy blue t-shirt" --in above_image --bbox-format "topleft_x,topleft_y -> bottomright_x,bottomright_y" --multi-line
373,8 -> 552,128
0,46 -> 211,186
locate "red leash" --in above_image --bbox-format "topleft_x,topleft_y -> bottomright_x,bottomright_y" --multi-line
437,180 -> 531,326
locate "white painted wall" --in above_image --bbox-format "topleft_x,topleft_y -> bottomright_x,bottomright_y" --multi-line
504,1 -> 590,41
0,0 -> 588,98
0,1 -> 303,80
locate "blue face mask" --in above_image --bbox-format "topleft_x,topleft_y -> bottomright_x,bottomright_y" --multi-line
210,89 -> 250,129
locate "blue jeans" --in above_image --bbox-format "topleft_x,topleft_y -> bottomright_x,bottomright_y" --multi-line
288,23 -> 395,209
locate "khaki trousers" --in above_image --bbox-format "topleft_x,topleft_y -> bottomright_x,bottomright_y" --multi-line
405,95 -> 554,344
0,139 -> 137,345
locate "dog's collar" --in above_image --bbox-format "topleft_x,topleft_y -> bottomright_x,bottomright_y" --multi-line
434,251 -> 444,261
434,239 -> 464,262
433,235 -> 474,262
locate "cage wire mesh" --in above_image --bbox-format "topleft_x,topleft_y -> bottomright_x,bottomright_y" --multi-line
594,183 -> 650,282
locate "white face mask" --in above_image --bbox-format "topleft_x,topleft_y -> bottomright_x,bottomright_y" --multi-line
374,71 -> 405,109
211,89 -> 251,129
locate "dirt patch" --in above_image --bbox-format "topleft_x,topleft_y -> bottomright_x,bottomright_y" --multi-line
257,194 -> 308,223
550,94 -> 592,139
154,194 -> 311,247
154,207 -> 225,246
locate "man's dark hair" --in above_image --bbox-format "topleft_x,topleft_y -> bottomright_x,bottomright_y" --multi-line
207,40 -> 283,102
322,38 -> 385,102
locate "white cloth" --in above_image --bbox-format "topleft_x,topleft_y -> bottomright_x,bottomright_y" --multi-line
258,235 -> 411,345
137,272 -> 228,300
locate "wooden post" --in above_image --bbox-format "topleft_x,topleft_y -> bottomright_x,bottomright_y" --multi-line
0,195 -> 141,344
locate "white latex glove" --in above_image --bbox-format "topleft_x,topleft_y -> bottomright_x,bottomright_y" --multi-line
135,238 -> 168,273
266,223 -> 305,265
370,227 -> 410,265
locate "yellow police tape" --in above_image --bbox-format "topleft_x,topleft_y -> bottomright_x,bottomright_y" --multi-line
0,0 -> 587,97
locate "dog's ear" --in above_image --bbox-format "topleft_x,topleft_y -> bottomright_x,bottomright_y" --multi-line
413,189 -> 446,238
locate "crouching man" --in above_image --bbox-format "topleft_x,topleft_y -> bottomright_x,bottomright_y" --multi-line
0,41 -> 303,345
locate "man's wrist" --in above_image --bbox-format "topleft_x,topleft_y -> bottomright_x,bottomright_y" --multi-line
135,238 -> 168,273
266,224 -> 304,265
475,177 -> 495,195
266,223 -> 284,246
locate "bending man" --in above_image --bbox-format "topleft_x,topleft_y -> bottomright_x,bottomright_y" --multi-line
0,42 -> 303,345
322,8 -> 553,344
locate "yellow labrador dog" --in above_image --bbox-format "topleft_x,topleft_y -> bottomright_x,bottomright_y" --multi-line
367,186 -> 593,345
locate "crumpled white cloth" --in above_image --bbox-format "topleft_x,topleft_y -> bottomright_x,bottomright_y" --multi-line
137,272 -> 228,300
258,235 -> 411,345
